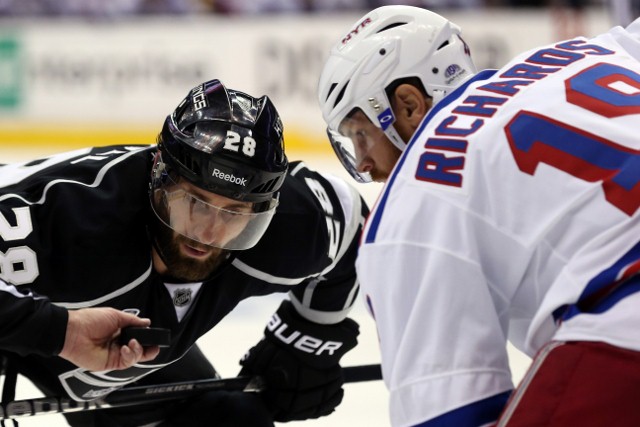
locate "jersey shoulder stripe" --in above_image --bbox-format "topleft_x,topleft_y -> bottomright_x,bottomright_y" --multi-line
53,261 -> 153,309
0,146 -> 152,205
413,391 -> 510,427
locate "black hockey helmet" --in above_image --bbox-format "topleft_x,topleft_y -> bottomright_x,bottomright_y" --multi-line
150,79 -> 289,251
158,79 -> 288,204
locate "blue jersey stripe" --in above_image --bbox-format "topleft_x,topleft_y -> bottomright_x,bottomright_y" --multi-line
364,70 -> 498,244
413,390 -> 511,427
557,239 -> 640,321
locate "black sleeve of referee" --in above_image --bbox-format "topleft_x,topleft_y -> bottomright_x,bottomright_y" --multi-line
0,280 -> 68,357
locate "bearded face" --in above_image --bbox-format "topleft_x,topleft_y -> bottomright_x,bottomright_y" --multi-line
148,155 -> 278,280
152,219 -> 229,281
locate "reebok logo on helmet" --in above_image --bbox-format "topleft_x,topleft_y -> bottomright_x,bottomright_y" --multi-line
212,168 -> 248,186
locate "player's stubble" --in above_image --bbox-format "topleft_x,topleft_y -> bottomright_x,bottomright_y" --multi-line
154,223 -> 229,281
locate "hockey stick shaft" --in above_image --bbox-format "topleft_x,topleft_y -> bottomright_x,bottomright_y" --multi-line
0,364 -> 382,419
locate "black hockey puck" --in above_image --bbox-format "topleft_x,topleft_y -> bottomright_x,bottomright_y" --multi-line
119,327 -> 171,347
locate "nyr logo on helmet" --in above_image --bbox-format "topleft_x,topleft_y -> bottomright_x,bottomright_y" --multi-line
377,107 -> 395,131
340,17 -> 372,47
191,84 -> 208,111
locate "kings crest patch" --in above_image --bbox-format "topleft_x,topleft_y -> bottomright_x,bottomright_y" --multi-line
173,288 -> 192,307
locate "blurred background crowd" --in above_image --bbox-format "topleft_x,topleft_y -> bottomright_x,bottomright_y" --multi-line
0,0 -> 637,49
0,0 -> 636,24
0,0 -> 635,158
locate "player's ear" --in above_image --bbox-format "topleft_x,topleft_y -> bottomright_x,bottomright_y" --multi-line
392,84 -> 432,135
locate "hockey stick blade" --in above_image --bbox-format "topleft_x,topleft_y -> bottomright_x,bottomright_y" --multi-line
0,364 -> 382,419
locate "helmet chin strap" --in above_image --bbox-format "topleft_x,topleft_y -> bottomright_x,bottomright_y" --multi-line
383,122 -> 409,152
147,210 -> 173,271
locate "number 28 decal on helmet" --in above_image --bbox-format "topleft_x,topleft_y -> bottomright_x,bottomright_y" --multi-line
223,130 -> 257,157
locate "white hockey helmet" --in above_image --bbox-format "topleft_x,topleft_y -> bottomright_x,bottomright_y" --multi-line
317,5 -> 476,182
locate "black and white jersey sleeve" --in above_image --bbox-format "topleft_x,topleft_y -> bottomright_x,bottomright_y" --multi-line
234,161 -> 369,325
0,150 -> 130,357
0,279 -> 68,357
0,145 -> 155,305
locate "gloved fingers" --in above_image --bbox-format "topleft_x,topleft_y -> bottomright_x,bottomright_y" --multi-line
271,386 -> 344,422
238,311 -> 353,423
262,363 -> 343,391
299,365 -> 343,388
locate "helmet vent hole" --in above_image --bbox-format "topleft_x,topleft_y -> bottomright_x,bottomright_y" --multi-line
333,80 -> 349,108
182,123 -> 197,137
255,178 -> 280,195
379,48 -> 386,55
326,83 -> 338,101
376,22 -> 406,33
437,40 -> 450,50
432,67 -> 439,74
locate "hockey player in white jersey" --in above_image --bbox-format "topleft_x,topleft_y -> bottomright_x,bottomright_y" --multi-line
318,5 -> 640,427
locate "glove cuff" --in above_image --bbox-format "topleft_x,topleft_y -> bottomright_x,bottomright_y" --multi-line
264,300 -> 359,369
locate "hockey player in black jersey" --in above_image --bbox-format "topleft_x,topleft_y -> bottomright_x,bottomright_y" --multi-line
0,79 -> 368,426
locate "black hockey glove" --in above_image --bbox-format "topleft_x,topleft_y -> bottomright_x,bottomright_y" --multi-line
239,300 -> 359,422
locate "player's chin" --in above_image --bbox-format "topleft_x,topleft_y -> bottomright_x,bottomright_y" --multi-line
367,167 -> 390,183
371,172 -> 388,183
171,248 -> 224,281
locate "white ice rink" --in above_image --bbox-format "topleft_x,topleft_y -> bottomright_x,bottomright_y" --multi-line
0,147 -> 532,427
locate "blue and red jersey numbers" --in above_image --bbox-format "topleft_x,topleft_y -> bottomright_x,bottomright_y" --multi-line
507,63 -> 640,216
415,60 -> 640,216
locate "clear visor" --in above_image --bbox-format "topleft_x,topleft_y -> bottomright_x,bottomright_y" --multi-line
327,127 -> 372,184
327,99 -> 406,183
151,159 -> 277,251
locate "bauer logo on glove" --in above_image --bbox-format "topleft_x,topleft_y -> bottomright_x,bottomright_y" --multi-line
266,312 -> 344,356
239,299 -> 360,422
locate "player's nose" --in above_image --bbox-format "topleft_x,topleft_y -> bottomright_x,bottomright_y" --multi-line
355,151 -> 374,175
188,218 -> 220,245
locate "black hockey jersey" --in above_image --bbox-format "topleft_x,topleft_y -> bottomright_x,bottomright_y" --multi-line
0,145 -> 368,401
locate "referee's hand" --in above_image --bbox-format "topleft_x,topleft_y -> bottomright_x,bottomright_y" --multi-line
59,307 -> 160,371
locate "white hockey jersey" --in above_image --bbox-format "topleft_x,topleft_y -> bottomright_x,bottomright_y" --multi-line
358,19 -> 640,427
